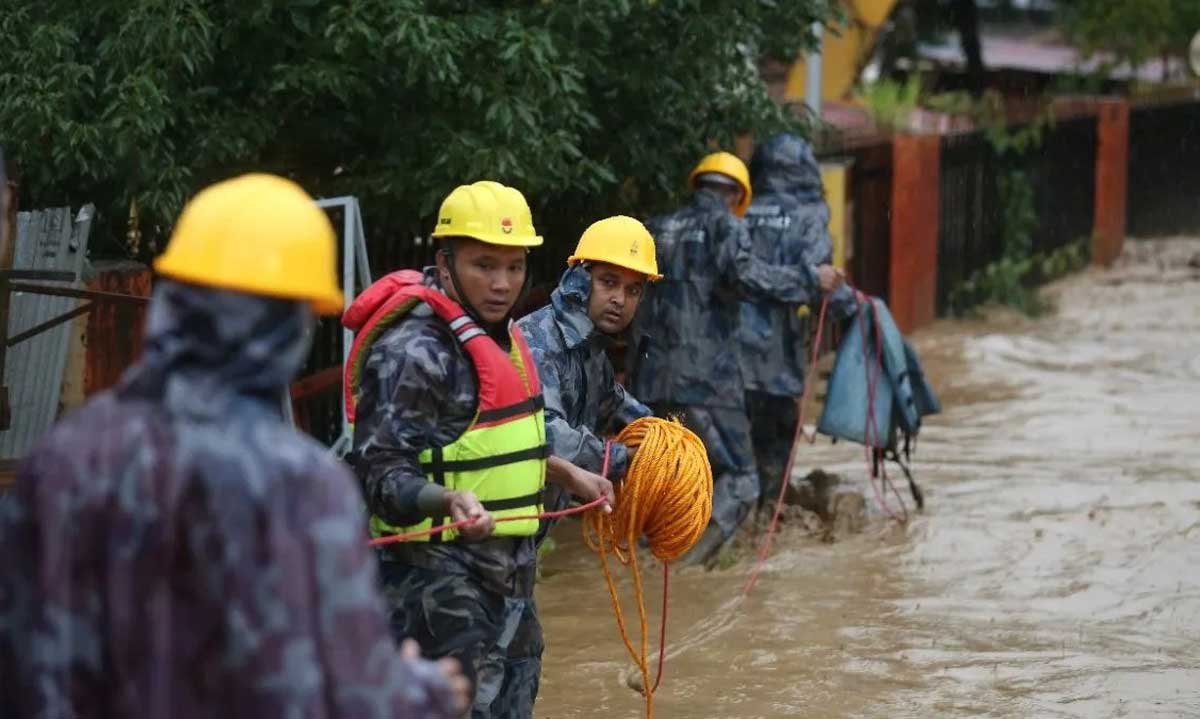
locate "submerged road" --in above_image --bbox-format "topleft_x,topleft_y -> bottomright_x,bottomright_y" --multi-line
534,238 -> 1200,718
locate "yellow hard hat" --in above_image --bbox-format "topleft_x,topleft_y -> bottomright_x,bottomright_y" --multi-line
431,180 -> 543,247
688,151 -> 752,218
153,174 -> 343,315
567,215 -> 662,281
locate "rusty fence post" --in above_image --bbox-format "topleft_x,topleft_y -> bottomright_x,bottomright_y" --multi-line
889,133 -> 941,333
0,149 -> 16,431
1092,98 -> 1130,267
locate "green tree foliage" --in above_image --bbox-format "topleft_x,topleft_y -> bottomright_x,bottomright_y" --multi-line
0,0 -> 832,264
1058,0 -> 1200,81
859,74 -> 923,131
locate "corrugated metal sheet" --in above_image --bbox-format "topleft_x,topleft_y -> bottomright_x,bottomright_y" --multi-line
1,205 -> 94,459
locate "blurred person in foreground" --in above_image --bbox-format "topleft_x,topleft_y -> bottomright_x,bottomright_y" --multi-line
0,174 -> 467,719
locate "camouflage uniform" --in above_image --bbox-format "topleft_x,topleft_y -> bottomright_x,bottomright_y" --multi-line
742,134 -> 858,506
0,280 -> 458,719
486,264 -> 652,716
474,598 -> 542,719
350,268 -> 538,717
629,189 -> 825,552
517,264 -> 651,520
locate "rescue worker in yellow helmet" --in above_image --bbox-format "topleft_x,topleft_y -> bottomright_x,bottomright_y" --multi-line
0,174 -> 469,719
629,151 -> 835,566
690,150 -> 753,217
342,181 -> 615,716
483,216 -> 661,717
743,134 -> 851,515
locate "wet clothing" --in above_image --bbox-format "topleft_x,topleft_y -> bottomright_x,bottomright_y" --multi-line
478,598 -> 543,719
495,264 -> 651,718
516,264 -> 651,531
0,281 -> 457,719
629,189 -> 821,546
378,563 -> 506,713
742,133 -> 857,398
745,391 -> 800,509
630,189 -> 820,410
817,295 -> 941,450
345,270 -> 547,544
349,268 -> 540,715
350,268 -> 539,601
817,295 -> 940,511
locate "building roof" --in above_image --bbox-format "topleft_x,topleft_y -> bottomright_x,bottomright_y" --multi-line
920,33 -> 1187,83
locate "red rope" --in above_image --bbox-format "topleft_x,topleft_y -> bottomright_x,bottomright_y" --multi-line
742,290 -> 916,596
858,293 -> 908,523
368,490 -> 610,546
363,408 -> 676,701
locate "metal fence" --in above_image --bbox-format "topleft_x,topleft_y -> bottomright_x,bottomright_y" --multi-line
936,114 -> 1097,313
1027,115 -> 1098,255
1128,98 -> 1200,237
296,203 -> 361,447
937,131 -> 1003,313
1,206 -> 95,459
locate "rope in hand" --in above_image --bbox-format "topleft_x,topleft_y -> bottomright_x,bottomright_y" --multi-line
367,491 -> 609,546
583,417 -> 713,719
366,417 -> 712,718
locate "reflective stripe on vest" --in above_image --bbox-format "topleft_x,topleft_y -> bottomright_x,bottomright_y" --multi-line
343,271 -> 546,541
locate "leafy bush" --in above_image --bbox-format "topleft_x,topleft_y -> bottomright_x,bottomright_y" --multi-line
0,0 -> 833,263
858,74 -> 923,131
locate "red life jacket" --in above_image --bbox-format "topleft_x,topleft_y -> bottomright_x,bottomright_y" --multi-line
342,270 -> 547,540
342,270 -> 543,424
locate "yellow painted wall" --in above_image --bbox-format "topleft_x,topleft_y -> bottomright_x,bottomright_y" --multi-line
785,0 -> 898,103
820,161 -> 850,270
798,160 -> 850,319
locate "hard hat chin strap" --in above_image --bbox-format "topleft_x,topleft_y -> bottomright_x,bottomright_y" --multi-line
440,248 -> 532,339
440,248 -> 482,326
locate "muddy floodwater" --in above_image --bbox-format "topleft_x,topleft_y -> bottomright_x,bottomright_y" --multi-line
534,238 -> 1200,718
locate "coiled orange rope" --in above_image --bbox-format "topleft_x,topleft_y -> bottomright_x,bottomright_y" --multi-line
583,416 -> 713,719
